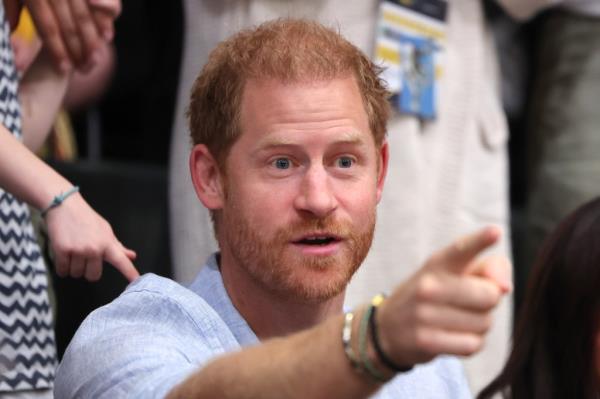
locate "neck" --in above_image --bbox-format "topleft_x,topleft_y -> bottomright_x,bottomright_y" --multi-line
219,254 -> 345,340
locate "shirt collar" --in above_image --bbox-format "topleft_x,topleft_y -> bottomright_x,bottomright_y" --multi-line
188,253 -> 259,347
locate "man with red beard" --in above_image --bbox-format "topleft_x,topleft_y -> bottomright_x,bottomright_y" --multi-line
55,19 -> 511,399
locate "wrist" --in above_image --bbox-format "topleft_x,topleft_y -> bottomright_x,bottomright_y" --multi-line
371,299 -> 413,374
40,185 -> 80,217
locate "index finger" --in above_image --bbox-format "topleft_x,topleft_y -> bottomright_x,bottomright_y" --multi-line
431,226 -> 501,274
104,245 -> 140,282
25,0 -> 72,70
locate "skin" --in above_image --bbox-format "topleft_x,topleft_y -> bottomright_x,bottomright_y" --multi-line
0,129 -> 139,282
6,0 -> 120,71
169,76 -> 512,398
192,76 -> 387,338
0,42 -> 138,282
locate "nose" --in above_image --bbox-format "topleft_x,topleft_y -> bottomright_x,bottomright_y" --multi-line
293,165 -> 338,218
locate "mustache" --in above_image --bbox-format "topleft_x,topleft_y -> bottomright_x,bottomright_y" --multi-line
274,216 -> 352,240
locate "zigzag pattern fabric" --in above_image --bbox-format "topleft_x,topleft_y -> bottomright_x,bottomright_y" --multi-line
0,5 -> 57,392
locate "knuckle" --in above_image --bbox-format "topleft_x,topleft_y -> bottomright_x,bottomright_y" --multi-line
415,275 -> 439,302
55,264 -> 68,275
86,244 -> 103,257
62,23 -> 78,37
72,7 -> 92,22
481,314 -> 493,332
414,328 -> 434,353
39,24 -> 60,41
480,284 -> 501,308
54,241 -> 71,254
94,11 -> 111,26
474,314 -> 493,334
464,336 -> 483,355
414,304 -> 430,324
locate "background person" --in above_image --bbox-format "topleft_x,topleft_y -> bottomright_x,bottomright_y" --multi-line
478,196 -> 600,399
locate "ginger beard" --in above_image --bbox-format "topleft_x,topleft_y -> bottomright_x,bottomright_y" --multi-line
219,184 -> 375,304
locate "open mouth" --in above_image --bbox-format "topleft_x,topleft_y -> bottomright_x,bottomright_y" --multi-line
294,235 -> 340,246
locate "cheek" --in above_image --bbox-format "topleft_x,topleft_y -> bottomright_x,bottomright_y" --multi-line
229,182 -> 293,227
337,180 -> 379,213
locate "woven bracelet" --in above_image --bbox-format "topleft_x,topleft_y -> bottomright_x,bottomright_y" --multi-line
358,303 -> 390,383
369,299 -> 414,373
41,186 -> 80,217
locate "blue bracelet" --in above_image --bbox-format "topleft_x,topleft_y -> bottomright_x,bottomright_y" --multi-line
41,186 -> 80,217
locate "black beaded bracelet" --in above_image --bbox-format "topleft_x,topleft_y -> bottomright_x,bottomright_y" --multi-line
369,303 -> 414,373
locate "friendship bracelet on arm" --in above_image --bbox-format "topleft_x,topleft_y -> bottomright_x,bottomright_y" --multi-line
341,293 -> 414,385
368,296 -> 414,373
358,299 -> 391,383
40,186 -> 80,217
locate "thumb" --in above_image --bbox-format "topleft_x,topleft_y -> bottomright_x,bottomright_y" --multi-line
470,255 -> 513,293
428,225 -> 501,274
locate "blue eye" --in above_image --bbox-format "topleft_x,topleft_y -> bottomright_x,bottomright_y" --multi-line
337,156 -> 354,168
273,158 -> 291,169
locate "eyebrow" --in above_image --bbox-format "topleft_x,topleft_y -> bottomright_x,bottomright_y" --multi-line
256,130 -> 368,148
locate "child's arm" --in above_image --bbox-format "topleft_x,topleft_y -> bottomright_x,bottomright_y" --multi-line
0,128 -> 140,282
18,47 -> 70,151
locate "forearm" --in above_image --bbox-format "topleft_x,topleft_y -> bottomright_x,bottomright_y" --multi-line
0,126 -> 73,209
167,315 -> 379,399
19,49 -> 69,152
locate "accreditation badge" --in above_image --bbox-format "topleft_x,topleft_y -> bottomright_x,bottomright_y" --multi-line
375,0 -> 448,120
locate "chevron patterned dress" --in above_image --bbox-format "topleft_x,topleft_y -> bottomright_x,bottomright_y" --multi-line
0,5 -> 57,393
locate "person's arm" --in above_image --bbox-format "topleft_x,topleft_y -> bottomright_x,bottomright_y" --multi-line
20,0 -> 120,71
0,127 -> 139,282
169,315 -> 378,399
18,41 -> 115,151
168,227 -> 511,399
19,47 -> 69,151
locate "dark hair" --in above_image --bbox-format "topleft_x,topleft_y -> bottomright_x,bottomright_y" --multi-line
478,197 -> 600,399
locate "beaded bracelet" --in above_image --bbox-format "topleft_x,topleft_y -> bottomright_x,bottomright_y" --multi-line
342,311 -> 361,371
41,186 -> 80,217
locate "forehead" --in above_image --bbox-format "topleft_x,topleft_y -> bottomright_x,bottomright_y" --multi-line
237,76 -> 371,145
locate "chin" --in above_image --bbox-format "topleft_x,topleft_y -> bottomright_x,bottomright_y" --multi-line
278,263 -> 354,304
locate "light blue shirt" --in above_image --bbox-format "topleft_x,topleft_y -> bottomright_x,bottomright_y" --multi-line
55,254 -> 472,398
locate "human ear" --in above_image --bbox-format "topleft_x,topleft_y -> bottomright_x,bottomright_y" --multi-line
376,140 -> 389,203
189,144 -> 225,210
